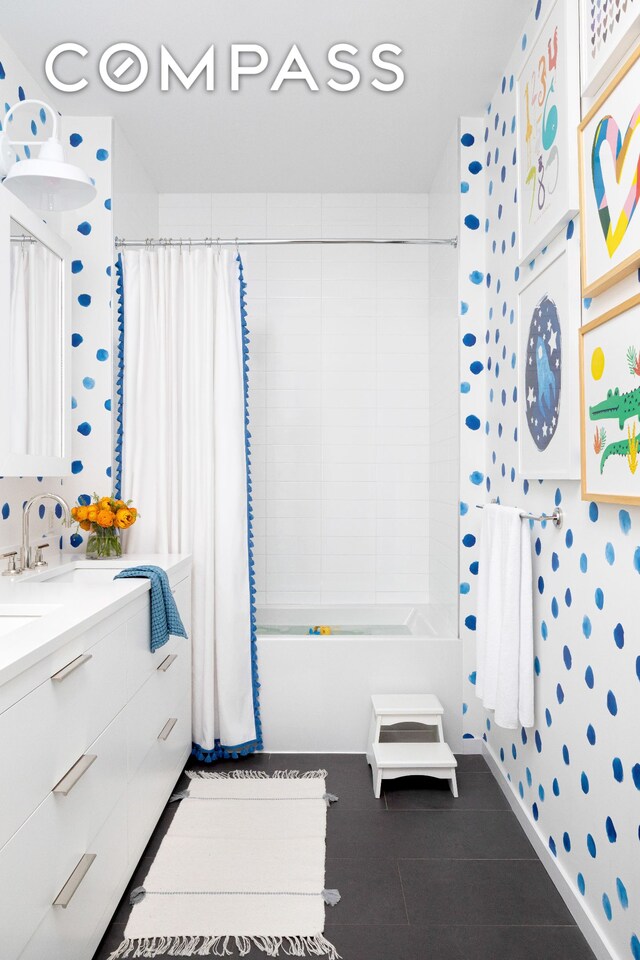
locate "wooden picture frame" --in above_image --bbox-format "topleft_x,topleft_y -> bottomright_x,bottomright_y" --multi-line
516,0 -> 580,264
579,293 -> 640,504
579,45 -> 640,298
580,0 -> 640,98
518,239 -> 581,479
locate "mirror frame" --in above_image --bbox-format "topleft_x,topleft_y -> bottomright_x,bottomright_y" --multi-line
0,185 -> 71,476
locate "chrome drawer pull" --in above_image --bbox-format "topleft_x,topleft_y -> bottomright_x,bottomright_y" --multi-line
158,717 -> 178,741
157,653 -> 178,673
53,853 -> 96,908
51,653 -> 92,683
53,754 -> 97,796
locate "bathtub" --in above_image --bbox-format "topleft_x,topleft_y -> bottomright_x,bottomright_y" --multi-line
256,604 -> 462,753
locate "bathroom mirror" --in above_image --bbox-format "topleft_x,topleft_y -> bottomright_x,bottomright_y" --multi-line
0,187 -> 71,475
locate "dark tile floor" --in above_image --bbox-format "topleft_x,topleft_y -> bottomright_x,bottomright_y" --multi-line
93,753 -> 596,960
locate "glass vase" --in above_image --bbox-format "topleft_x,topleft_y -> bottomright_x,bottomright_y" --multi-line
86,526 -> 122,560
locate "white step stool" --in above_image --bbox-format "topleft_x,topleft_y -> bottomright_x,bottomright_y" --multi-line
366,694 -> 458,799
370,742 -> 459,798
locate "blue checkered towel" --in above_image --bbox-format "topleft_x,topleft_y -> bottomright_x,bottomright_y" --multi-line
114,565 -> 188,652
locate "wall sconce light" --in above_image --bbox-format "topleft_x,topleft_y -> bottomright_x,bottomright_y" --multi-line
0,99 -> 96,212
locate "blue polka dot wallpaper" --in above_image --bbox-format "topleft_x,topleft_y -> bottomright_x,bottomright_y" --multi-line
61,115 -> 116,548
458,115 -> 488,748
460,3 -> 640,958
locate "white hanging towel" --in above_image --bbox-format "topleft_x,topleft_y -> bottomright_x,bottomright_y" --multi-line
476,504 -> 534,729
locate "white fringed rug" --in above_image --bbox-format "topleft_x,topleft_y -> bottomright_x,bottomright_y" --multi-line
108,770 -> 341,959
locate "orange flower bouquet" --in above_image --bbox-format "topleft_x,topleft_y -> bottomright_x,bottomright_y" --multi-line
70,494 -> 139,559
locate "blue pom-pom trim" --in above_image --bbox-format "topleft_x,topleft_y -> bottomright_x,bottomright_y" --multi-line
191,737 -> 262,762
191,254 -> 263,762
114,253 -> 125,500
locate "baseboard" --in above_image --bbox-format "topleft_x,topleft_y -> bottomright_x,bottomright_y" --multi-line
267,747 -> 474,756
267,749 -> 364,755
482,742 -> 617,960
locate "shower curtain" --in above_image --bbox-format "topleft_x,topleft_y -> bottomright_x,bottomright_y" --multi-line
118,247 -> 261,760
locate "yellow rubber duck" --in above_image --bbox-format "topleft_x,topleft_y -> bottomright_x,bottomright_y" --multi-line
309,625 -> 332,635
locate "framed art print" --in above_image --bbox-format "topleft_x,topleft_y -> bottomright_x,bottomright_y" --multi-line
516,0 -> 580,264
580,0 -> 640,97
518,239 -> 581,479
580,293 -> 640,504
579,46 -> 640,297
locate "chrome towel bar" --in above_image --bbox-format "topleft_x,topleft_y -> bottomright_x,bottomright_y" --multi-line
476,501 -> 563,529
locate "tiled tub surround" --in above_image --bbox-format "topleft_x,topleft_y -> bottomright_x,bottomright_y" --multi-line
0,554 -> 191,960
158,193 -> 458,610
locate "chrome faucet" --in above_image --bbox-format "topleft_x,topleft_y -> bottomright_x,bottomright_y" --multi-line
22,493 -> 71,571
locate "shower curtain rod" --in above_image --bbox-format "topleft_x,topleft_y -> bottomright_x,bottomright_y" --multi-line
115,236 -> 458,248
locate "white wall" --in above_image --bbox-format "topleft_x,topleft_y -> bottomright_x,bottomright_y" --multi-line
112,123 -> 158,241
159,193 -> 445,608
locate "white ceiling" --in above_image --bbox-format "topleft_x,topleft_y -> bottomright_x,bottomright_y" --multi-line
1,0 -> 530,193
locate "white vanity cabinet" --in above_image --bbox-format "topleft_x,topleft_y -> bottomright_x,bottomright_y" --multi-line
0,569 -> 192,960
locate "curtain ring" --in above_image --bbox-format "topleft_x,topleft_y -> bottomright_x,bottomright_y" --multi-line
235,237 -> 240,256
217,236 -> 221,254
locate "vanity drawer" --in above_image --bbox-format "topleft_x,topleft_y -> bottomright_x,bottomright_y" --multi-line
18,794 -> 129,960
128,693 -> 191,864
172,576 -> 192,636
0,704 -> 129,958
52,703 -> 130,845
125,577 -> 191,698
127,635 -> 191,779
0,625 -> 127,850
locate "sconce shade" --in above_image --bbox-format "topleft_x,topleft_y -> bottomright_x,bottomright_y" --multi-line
0,101 -> 97,212
2,137 -> 96,212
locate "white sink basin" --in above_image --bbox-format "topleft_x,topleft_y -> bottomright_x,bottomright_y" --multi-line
22,561 -> 129,586
0,603 -> 61,636
46,567 -> 122,586
41,568 -> 122,585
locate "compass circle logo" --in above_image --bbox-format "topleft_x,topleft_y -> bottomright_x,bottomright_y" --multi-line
99,43 -> 149,92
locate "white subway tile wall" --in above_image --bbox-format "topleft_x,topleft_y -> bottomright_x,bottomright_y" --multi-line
159,194 -> 458,607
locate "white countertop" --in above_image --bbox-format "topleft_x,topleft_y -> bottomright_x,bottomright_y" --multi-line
0,553 -> 191,687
